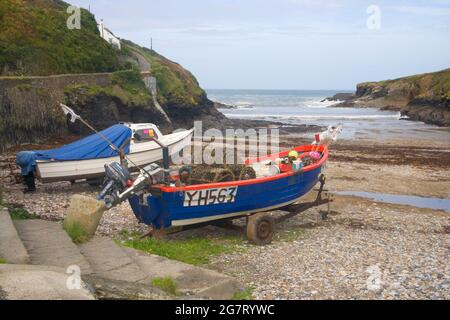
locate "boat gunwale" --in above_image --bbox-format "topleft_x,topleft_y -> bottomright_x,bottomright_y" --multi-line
157,144 -> 328,193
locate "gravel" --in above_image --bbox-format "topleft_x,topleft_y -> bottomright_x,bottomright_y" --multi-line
207,199 -> 450,300
2,155 -> 449,300
2,181 -> 147,236
4,180 -> 448,300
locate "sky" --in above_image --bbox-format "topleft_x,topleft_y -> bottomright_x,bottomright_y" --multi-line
68,0 -> 450,90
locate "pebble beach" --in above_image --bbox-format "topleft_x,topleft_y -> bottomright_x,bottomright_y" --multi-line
2,131 -> 449,300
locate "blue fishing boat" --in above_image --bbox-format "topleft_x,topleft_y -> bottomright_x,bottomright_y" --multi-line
47,104 -> 336,244
98,143 -> 331,245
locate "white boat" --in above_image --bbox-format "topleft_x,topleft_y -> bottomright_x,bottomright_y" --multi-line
35,123 -> 194,182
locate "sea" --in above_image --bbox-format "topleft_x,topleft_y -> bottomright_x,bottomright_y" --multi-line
206,89 -> 450,141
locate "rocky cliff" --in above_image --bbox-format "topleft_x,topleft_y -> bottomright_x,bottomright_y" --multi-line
0,72 -> 164,150
331,68 -> 450,126
0,0 -> 224,150
0,68 -> 225,151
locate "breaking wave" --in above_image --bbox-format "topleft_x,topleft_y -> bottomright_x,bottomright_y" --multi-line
234,101 -> 255,109
222,113 -> 402,121
303,99 -> 341,108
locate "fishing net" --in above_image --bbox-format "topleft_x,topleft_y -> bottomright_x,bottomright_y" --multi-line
178,164 -> 256,185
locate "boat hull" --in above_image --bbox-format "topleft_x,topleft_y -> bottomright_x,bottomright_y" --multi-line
36,129 -> 193,182
129,165 -> 324,229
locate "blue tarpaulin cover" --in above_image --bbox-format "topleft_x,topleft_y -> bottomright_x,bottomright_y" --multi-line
16,151 -> 37,176
16,124 -> 132,175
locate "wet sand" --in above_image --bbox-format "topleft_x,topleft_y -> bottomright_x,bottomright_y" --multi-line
281,133 -> 450,199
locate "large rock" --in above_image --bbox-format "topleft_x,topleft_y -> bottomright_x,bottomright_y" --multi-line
0,208 -> 29,264
64,195 -> 106,240
0,264 -> 95,300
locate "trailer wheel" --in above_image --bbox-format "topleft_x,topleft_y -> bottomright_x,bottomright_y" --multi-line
247,213 -> 274,245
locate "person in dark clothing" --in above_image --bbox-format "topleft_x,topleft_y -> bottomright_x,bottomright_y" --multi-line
16,151 -> 38,193
22,172 -> 36,193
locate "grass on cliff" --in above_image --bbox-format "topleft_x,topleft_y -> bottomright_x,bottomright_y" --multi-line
110,70 -> 153,105
0,0 -> 129,76
123,41 -> 205,108
360,68 -> 450,100
64,70 -> 153,106
0,0 -> 209,131
0,257 -> 6,264
118,230 -> 242,266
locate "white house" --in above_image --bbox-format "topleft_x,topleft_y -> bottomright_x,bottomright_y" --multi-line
97,20 -> 121,50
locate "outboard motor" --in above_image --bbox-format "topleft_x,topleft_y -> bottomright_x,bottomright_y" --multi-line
97,162 -> 131,207
97,162 -> 164,209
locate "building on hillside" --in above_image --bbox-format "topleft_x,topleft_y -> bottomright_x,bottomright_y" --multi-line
97,20 -> 121,50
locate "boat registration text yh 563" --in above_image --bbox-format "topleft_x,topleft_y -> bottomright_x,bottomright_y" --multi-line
183,187 -> 238,207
